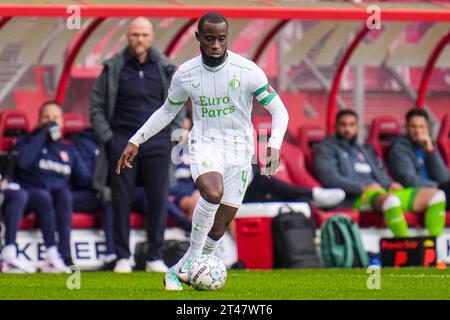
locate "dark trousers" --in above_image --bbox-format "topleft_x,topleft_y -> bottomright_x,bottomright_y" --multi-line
24,188 -> 73,259
73,189 -> 114,255
107,131 -> 171,260
3,189 -> 29,246
244,174 -> 313,203
133,187 -> 191,233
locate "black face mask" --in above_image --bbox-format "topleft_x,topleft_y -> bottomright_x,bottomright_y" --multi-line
201,48 -> 227,68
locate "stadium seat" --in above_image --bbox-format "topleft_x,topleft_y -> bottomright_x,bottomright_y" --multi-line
447,212 -> 450,227
255,131 -> 296,185
0,110 -> 30,152
130,212 -> 144,229
359,210 -> 421,229
18,213 -> 37,230
252,116 -> 272,136
313,208 -> 360,227
257,139 -> 360,226
63,112 -> 88,144
72,212 -> 96,229
367,116 -> 401,161
359,208 -> 450,228
63,113 -> 94,228
281,142 -> 321,189
437,114 -> 450,168
297,125 -> 326,174
19,212 -> 96,229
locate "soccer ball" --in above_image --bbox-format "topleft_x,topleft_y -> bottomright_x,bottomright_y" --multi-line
189,254 -> 227,291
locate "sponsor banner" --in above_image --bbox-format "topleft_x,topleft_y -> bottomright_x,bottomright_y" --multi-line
13,229 -> 147,270
1,228 -> 238,271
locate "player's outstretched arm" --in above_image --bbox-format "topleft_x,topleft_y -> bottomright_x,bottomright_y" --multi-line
128,68 -> 187,148
128,99 -> 184,146
252,65 -> 289,177
115,100 -> 184,174
116,69 -> 188,175
259,93 -> 289,177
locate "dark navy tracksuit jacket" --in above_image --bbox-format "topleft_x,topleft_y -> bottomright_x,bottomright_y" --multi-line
15,128 -> 90,191
14,128 -> 90,259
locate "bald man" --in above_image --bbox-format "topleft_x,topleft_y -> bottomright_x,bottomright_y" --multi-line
90,17 -> 186,273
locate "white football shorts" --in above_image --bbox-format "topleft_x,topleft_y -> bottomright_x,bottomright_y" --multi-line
189,139 -> 253,208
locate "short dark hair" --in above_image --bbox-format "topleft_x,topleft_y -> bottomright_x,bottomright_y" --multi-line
336,109 -> 358,122
39,100 -> 62,118
406,108 -> 429,123
197,12 -> 228,33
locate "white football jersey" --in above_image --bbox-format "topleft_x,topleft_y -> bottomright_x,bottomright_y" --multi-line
167,50 -> 278,152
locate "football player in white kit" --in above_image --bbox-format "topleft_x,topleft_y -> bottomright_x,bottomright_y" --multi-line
116,12 -> 289,290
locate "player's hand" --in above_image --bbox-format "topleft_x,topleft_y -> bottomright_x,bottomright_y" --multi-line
116,142 -> 139,175
265,147 -> 280,178
419,133 -> 434,152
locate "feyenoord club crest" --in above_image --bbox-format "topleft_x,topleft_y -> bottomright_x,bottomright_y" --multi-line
229,78 -> 240,89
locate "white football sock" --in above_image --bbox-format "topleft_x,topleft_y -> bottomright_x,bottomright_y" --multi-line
170,236 -> 221,273
202,236 -> 221,255
188,196 -> 219,259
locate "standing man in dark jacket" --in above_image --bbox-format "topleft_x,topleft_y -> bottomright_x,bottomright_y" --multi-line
89,17 -> 185,273
388,108 -> 449,216
314,109 -> 446,237
14,101 -> 90,272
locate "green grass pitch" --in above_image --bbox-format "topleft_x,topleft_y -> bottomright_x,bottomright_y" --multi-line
0,267 -> 449,300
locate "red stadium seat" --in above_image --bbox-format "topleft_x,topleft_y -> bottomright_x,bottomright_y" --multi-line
297,125 -> 326,174
367,116 -> 401,161
0,110 -> 30,152
20,212 -> 97,229
313,208 -> 360,227
359,210 -> 450,229
63,113 -> 88,144
130,212 -> 144,229
63,113 -> 94,227
252,116 -> 272,137
257,139 -> 361,225
437,114 -> 450,168
255,130 -> 296,185
359,210 -> 421,229
281,142 -> 321,189
72,212 -> 96,229
447,211 -> 450,227
256,137 -> 314,186
18,213 -> 37,229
